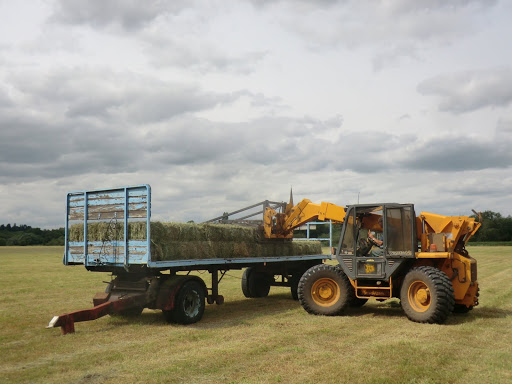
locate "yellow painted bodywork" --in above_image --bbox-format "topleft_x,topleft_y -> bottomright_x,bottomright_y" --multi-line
264,198 -> 345,239
416,212 -> 481,308
417,211 -> 481,253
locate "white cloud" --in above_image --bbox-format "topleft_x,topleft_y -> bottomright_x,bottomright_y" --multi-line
417,68 -> 512,113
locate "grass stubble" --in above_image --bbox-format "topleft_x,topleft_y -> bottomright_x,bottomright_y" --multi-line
0,246 -> 511,383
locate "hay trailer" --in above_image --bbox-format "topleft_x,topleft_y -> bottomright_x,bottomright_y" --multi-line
47,185 -> 328,334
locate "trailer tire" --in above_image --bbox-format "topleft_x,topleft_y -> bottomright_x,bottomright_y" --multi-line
242,268 -> 271,298
298,264 -> 352,316
172,280 -> 206,325
400,266 -> 454,324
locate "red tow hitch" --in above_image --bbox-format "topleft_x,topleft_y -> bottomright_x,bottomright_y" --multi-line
47,292 -> 146,335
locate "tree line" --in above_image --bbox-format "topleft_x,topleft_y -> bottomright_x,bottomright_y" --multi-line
0,210 -> 510,246
469,211 -> 512,243
0,224 -> 64,246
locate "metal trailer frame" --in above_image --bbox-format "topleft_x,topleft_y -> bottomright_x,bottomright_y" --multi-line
50,185 -> 329,334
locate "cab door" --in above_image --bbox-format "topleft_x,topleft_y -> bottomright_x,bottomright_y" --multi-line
383,204 -> 416,259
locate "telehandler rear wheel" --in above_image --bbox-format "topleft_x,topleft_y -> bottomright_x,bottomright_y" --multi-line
298,264 -> 352,316
400,266 -> 454,324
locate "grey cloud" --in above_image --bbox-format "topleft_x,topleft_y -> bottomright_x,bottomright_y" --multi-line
0,66 -> 350,182
0,88 -> 14,108
121,89 -> 241,124
329,131 -> 397,173
50,0 -> 188,30
143,33 -> 267,75
253,0 -> 492,11
401,134 -> 512,171
382,0 -> 496,15
417,68 -> 512,113
11,69 -> 235,123
263,0 -> 497,70
497,119 -> 512,133
372,43 -> 420,72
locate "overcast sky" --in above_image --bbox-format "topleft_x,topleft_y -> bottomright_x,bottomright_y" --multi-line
1,0 -> 511,228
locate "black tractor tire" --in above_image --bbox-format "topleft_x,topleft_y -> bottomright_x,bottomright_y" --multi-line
242,267 -> 271,298
171,280 -> 206,325
298,264 -> 353,316
400,266 -> 454,324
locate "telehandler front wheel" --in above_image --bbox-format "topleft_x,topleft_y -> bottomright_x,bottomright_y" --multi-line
298,264 -> 352,316
400,266 -> 454,324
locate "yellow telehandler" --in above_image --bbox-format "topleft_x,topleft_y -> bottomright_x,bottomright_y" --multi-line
263,198 -> 481,323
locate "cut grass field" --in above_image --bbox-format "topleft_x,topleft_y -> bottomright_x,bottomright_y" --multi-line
1,246 -> 511,384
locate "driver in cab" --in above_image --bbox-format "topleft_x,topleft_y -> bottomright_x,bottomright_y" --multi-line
368,217 -> 384,257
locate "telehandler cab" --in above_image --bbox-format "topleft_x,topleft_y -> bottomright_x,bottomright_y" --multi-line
264,199 -> 480,324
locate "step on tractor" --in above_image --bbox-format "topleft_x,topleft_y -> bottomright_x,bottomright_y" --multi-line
263,198 -> 481,324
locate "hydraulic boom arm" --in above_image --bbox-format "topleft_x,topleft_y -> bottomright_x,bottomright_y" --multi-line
264,198 -> 346,239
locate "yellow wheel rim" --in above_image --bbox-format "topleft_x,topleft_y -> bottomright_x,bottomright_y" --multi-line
311,278 -> 340,307
408,281 -> 431,312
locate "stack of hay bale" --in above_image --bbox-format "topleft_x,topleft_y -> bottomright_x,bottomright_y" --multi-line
69,221 -> 322,261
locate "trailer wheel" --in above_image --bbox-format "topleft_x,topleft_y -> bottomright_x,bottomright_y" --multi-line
242,268 -> 271,298
172,281 -> 206,325
400,266 -> 454,324
298,264 -> 352,316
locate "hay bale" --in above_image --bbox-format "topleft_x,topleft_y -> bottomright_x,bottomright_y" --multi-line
69,221 -> 322,260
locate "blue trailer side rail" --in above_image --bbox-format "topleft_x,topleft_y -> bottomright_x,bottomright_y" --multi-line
64,185 -> 152,269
